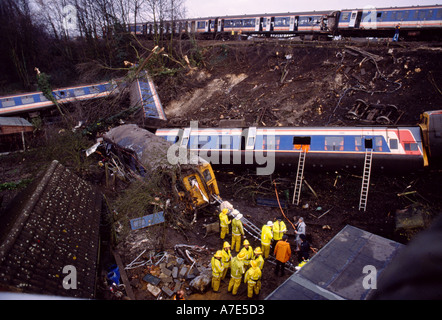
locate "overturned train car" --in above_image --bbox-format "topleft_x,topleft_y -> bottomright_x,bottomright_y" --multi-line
103,124 -> 220,210
156,111 -> 442,174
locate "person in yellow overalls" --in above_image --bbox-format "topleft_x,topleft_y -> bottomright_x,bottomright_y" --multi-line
239,239 -> 254,268
228,251 -> 245,295
253,247 -> 265,270
219,208 -> 231,239
261,221 -> 273,259
244,260 -> 262,298
272,217 -> 287,241
231,211 -> 244,253
221,241 -> 232,280
211,250 -> 224,292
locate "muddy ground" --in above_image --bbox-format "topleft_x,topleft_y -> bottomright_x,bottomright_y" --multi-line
1,39 -> 442,300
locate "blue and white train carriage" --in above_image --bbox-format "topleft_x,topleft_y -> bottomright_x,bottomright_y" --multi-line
0,81 -> 117,116
156,125 -> 428,173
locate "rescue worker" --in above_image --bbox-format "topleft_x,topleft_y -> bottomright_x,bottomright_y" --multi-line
219,208 -> 231,240
274,234 -> 291,277
244,260 -> 262,298
261,221 -> 273,259
231,211 -> 245,253
254,247 -> 264,270
228,251 -> 246,295
239,239 -> 254,268
393,24 -> 400,42
273,216 -> 287,241
294,217 -> 306,251
221,241 -> 232,280
211,250 -> 224,292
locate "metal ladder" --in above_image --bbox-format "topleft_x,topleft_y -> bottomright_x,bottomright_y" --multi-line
359,149 -> 373,211
292,149 -> 307,205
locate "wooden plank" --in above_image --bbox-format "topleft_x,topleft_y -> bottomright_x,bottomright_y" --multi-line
112,250 -> 136,300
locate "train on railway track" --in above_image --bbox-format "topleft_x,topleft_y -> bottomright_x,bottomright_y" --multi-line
126,4 -> 442,41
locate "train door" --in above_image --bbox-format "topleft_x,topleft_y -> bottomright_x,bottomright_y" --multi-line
218,19 -> 224,32
348,10 -> 360,28
205,20 -> 210,32
181,128 -> 191,148
266,17 -> 274,32
255,17 -> 262,32
289,16 -> 296,32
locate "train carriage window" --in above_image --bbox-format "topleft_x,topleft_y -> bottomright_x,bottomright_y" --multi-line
261,135 -> 280,150
1,98 -> 16,107
197,135 -> 212,149
21,95 -> 35,104
389,139 -> 398,149
438,10 -> 442,19
419,11 -> 426,20
341,13 -> 349,21
219,135 -> 233,149
355,137 -> 363,151
404,142 -> 419,151
325,137 -> 344,151
374,137 -> 383,151
74,88 -> 86,96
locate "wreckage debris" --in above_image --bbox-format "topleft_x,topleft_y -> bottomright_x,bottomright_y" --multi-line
346,99 -> 404,125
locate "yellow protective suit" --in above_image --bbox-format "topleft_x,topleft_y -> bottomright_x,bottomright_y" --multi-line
273,220 -> 287,241
219,209 -> 231,239
228,255 -> 245,295
261,225 -> 273,259
244,262 -> 262,298
231,218 -> 244,252
211,253 -> 224,292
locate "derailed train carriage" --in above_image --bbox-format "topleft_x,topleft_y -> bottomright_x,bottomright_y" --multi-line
155,110 -> 442,174
102,124 -> 221,211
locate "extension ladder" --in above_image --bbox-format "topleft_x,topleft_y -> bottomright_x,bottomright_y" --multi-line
292,149 -> 307,205
359,149 -> 373,211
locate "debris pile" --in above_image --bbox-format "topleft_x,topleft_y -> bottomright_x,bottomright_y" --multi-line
123,245 -> 214,299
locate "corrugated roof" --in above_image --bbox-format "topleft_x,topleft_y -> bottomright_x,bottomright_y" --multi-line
265,225 -> 404,300
0,117 -> 32,127
0,160 -> 102,299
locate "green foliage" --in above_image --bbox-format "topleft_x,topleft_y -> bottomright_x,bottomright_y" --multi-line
37,130 -> 95,174
0,179 -> 32,191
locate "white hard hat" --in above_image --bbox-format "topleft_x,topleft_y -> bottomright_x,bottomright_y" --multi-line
232,209 -> 239,216
235,214 -> 243,220
267,221 -> 273,226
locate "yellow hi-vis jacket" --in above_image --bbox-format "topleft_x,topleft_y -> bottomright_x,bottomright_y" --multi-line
244,266 -> 262,283
230,256 -> 245,279
231,219 -> 244,236
221,248 -> 232,268
261,225 -> 273,246
254,255 -> 265,270
219,212 -> 231,228
273,220 -> 287,241
239,246 -> 254,263
211,257 -> 224,277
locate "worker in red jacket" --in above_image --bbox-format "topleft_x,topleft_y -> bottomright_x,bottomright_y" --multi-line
273,235 -> 291,277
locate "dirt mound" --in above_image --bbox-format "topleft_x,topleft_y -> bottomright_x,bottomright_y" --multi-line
158,42 -> 442,128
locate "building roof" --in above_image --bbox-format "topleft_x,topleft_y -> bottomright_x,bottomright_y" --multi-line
265,225 -> 404,300
0,160 -> 102,299
0,117 -> 32,127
